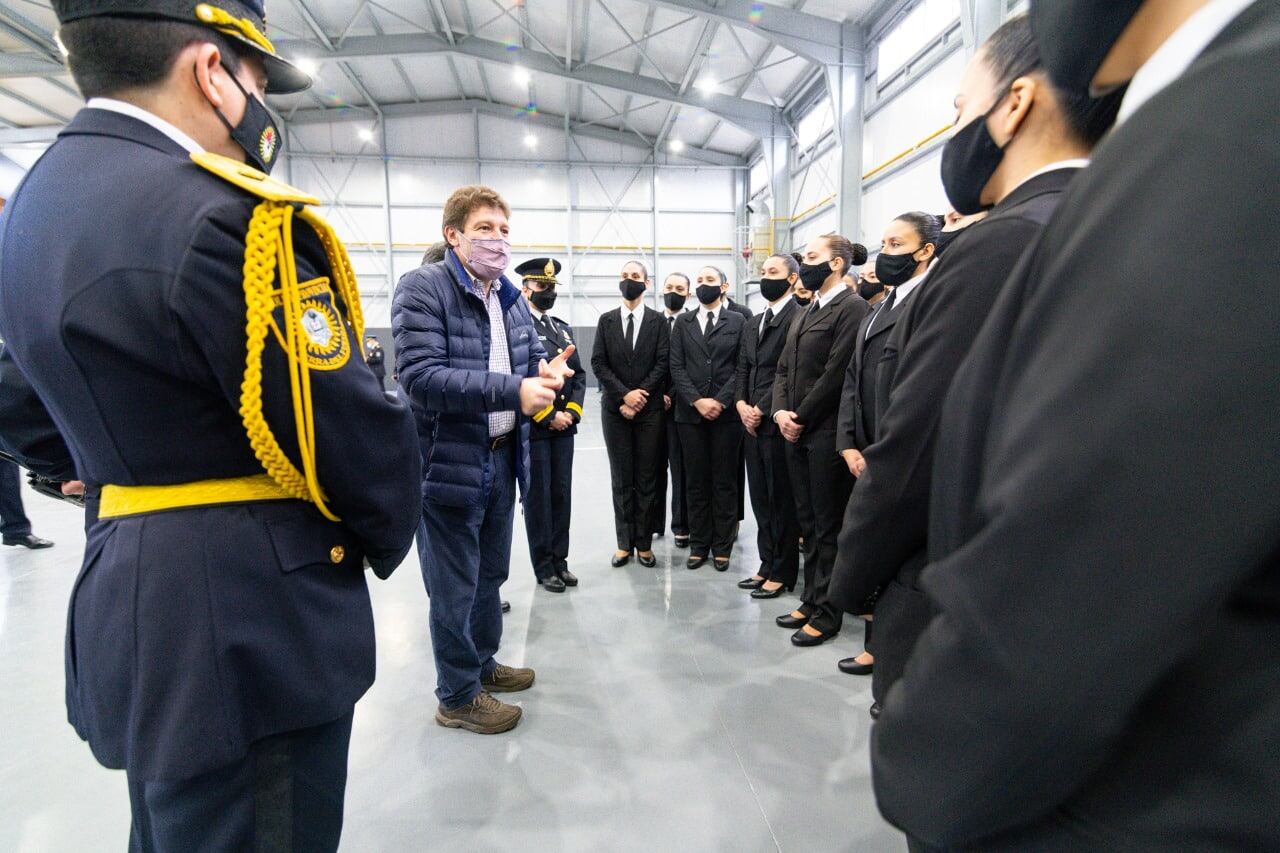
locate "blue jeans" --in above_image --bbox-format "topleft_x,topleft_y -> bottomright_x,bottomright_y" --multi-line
418,440 -> 516,709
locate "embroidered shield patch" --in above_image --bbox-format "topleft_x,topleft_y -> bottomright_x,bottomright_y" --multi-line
299,298 -> 349,370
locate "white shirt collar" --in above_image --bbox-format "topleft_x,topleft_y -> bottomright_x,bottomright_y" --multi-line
86,98 -> 204,155
701,303 -> 723,323
813,284 -> 844,310
1116,0 -> 1256,127
621,301 -> 645,319
1012,159 -> 1091,193
530,307 -> 544,321
891,266 -> 931,307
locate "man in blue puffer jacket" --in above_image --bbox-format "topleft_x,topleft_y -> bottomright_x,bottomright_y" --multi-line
393,185 -> 575,735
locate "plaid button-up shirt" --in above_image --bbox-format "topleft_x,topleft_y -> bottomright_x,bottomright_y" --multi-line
470,277 -> 517,437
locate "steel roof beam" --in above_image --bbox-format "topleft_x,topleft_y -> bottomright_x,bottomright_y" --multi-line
273,32 -> 780,137
631,0 -> 846,65
287,98 -> 745,166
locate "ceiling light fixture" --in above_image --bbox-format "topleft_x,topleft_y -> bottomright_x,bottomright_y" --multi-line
669,139 -> 685,152
358,127 -> 375,142
695,77 -> 717,96
523,133 -> 538,148
513,67 -> 531,86
295,57 -> 319,77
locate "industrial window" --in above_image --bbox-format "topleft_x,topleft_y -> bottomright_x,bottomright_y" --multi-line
795,99 -> 834,154
877,0 -> 960,82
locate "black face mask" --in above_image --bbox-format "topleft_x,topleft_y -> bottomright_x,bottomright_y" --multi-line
875,250 -> 921,287
941,99 -> 1008,216
798,260 -> 834,291
858,278 -> 885,300
663,292 -> 687,312
934,228 -> 961,258
695,284 -> 722,306
1029,0 -> 1145,95
619,279 -> 646,301
759,276 -> 791,303
793,294 -> 812,307
530,290 -> 557,312
205,62 -> 281,174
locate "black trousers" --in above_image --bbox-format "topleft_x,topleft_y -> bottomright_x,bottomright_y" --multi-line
128,710 -> 354,853
524,434 -> 574,580
786,428 -> 853,633
0,459 -> 32,538
745,430 -> 799,586
655,409 -> 689,537
677,417 -> 743,558
602,404 -> 665,552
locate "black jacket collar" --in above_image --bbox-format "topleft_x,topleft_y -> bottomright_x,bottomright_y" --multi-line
60,106 -> 192,160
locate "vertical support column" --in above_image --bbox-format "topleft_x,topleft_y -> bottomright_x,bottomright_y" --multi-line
829,23 -> 867,243
961,0 -> 1005,55
472,109 -> 482,183
564,111 -> 575,327
765,120 -> 791,257
650,157 -> 660,310
380,121 -> 395,306
733,166 -> 747,300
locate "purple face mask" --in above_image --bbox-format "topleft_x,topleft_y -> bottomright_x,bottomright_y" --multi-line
458,233 -> 511,281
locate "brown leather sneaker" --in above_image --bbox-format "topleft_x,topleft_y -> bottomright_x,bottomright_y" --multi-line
435,692 -> 522,734
480,662 -> 535,693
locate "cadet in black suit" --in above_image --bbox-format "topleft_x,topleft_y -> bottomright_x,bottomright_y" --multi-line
517,258 -> 586,594
772,235 -> 870,643
710,267 -> 752,526
670,267 -> 747,569
0,6 -> 421,848
734,255 -> 801,597
871,2 -> 1280,849
825,214 -> 938,658
656,273 -> 693,546
591,261 -> 670,567
831,16 -> 1115,712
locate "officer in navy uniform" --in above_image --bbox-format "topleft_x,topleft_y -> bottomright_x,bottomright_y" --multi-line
0,2 -> 421,850
515,258 -> 586,593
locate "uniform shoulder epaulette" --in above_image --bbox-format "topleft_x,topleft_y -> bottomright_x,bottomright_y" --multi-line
191,151 -> 320,206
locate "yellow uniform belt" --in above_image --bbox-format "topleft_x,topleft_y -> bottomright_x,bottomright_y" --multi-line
99,475 -> 296,519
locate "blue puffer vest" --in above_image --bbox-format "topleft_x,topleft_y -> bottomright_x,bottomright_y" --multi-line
392,248 -> 545,508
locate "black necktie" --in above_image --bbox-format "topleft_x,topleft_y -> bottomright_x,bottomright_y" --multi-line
626,313 -> 635,350
704,311 -> 714,337
868,289 -> 897,338
762,307 -> 773,334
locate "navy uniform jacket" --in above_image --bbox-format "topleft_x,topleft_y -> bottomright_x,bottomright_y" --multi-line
529,312 -> 585,438
0,108 -> 421,782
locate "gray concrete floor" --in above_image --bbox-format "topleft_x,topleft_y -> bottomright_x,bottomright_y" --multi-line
0,414 -> 905,852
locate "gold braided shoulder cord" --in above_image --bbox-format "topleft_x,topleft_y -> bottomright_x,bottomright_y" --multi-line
239,201 -> 365,522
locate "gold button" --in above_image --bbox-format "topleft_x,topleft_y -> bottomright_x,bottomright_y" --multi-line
330,546 -> 346,564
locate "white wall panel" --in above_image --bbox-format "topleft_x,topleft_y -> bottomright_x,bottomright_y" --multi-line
478,114 -> 568,160
864,49 -> 965,173
385,114 -> 475,157
479,164 -> 569,207
388,161 -> 477,204
655,212 -> 736,248
573,166 -> 653,209
791,207 -> 839,253
860,151 -> 948,249
655,170 -> 733,210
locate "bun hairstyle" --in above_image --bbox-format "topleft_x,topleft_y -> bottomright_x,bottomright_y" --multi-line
820,233 -> 869,273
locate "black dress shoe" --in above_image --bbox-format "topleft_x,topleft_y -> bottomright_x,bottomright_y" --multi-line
791,627 -> 838,647
713,558 -> 730,572
557,569 -> 578,587
751,583 -> 793,599
611,552 -> 633,567
674,535 -> 690,548
501,600 -> 512,613
3,534 -> 52,549
737,576 -> 765,590
538,575 -> 567,593
869,702 -> 882,720
686,554 -> 708,570
775,611 -> 810,629
838,657 -> 874,675
637,552 -> 657,568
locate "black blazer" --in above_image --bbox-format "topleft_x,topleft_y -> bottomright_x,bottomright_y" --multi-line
669,307 -> 746,425
836,284 -> 924,454
871,4 -> 1280,850
772,287 -> 870,438
734,299 -> 797,435
724,297 -> 754,321
830,168 -> 1080,611
590,306 -> 669,414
